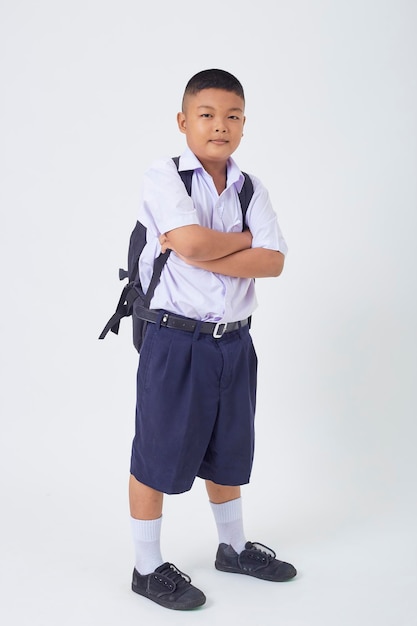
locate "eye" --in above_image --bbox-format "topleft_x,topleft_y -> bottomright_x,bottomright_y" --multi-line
200,113 -> 212,118
229,115 -> 240,120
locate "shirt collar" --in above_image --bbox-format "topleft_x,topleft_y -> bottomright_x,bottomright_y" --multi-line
179,147 -> 245,192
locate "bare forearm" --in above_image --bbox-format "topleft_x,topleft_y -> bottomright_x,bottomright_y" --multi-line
181,248 -> 285,278
161,225 -> 252,261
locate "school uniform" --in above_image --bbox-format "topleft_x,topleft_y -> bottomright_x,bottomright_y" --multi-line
130,148 -> 288,494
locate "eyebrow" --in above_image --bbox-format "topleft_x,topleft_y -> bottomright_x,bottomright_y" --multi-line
197,105 -> 244,113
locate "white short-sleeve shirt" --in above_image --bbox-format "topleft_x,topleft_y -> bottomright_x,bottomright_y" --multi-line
138,148 -> 288,323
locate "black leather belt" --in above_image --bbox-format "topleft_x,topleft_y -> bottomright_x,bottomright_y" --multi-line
134,305 -> 249,338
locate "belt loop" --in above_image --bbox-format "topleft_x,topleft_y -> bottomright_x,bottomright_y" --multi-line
192,320 -> 202,342
237,319 -> 242,339
156,310 -> 167,331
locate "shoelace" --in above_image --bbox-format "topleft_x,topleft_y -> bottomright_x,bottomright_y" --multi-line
158,563 -> 192,584
250,542 -> 277,560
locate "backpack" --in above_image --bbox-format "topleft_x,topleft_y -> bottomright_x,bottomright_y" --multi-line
99,156 -> 254,352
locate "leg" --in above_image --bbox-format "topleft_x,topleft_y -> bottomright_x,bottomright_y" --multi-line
129,474 -> 206,609
205,480 -> 240,504
129,474 -> 163,519
206,480 -> 247,554
129,474 -> 164,575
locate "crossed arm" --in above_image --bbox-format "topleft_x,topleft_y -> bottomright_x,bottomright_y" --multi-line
159,224 -> 284,278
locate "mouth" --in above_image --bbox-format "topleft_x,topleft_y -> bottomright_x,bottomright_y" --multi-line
209,139 -> 229,145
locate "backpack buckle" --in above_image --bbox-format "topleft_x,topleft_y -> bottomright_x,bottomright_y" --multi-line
213,322 -> 227,338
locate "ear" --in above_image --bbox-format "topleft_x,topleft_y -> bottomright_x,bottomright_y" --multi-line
177,111 -> 187,134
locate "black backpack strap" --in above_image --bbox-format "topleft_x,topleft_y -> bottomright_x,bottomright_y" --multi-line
172,156 -> 193,195
143,249 -> 171,307
98,282 -> 138,339
239,172 -> 254,228
98,255 -> 170,341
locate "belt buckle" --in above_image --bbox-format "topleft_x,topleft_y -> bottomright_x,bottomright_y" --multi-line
213,322 -> 227,338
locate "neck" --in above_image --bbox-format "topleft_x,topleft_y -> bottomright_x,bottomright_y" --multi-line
201,160 -> 227,195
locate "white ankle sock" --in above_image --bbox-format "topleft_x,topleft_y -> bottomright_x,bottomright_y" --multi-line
210,497 -> 247,554
130,516 -> 163,575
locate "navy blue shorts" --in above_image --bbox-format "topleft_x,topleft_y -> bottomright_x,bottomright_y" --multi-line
130,319 -> 258,494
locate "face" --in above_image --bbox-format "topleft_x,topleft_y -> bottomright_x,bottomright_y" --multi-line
177,88 -> 245,171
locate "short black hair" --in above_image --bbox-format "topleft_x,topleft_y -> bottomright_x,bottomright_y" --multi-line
182,69 -> 245,110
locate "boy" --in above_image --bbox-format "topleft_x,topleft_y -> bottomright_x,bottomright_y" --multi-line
129,69 -> 296,610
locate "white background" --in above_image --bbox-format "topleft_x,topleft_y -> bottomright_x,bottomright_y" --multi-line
1,1 -> 416,624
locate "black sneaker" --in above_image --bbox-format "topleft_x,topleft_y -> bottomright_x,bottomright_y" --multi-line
215,541 -> 297,582
131,562 -> 206,610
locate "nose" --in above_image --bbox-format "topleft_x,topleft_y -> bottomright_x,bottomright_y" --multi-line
215,119 -> 227,133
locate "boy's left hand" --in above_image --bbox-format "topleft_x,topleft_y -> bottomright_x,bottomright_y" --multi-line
159,233 -> 172,254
